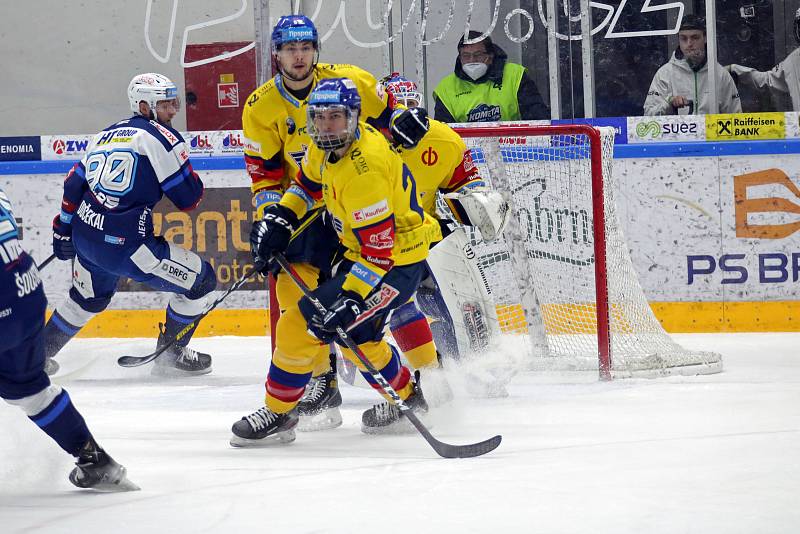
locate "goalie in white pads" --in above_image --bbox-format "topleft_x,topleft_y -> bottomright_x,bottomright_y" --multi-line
299,74 -> 509,431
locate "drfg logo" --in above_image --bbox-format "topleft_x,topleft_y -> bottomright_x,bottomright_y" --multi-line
687,253 -> 800,284
734,169 -> 800,239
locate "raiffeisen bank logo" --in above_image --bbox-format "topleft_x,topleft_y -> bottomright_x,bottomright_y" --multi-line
734,169 -> 800,239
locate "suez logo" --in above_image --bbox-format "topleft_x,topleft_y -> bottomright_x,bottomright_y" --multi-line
687,168 -> 800,285
634,120 -> 698,138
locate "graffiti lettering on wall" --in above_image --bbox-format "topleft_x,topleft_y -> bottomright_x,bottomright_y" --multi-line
687,253 -> 800,285
118,187 -> 265,292
734,169 -> 800,239
144,0 -> 254,68
144,0 -> 690,69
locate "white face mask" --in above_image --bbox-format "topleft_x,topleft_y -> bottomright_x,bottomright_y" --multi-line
462,62 -> 488,81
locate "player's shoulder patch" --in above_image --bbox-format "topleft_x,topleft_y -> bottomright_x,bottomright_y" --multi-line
151,121 -> 181,146
246,80 -> 275,108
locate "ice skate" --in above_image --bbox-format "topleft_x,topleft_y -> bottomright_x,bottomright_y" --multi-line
361,371 -> 428,435
230,406 -> 298,447
69,437 -> 139,492
151,326 -> 212,377
297,364 -> 343,432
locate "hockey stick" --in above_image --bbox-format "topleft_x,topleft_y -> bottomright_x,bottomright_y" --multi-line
273,252 -> 502,459
37,253 -> 56,270
117,261 -> 265,367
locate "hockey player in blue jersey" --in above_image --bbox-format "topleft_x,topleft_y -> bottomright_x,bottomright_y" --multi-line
0,188 -> 137,491
43,73 -> 217,377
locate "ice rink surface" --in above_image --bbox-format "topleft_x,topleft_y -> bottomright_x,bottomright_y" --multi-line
1,333 -> 798,534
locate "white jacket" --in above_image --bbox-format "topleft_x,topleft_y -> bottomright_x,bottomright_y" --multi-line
730,48 -> 800,111
644,51 -> 741,115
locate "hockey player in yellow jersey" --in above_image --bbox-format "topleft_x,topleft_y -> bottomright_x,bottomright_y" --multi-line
230,15 -> 432,445
235,77 -> 439,440
300,74 -> 511,429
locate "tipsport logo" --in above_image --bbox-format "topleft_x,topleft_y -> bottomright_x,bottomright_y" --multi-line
734,169 -> 800,239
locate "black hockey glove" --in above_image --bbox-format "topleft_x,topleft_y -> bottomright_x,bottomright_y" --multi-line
390,107 -> 429,149
301,290 -> 365,343
250,203 -> 298,272
52,215 -> 75,260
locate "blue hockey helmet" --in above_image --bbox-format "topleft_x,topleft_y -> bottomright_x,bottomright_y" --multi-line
380,72 -> 423,108
307,78 -> 361,151
271,15 -> 319,51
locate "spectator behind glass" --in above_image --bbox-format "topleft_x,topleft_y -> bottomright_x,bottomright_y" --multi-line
643,15 -> 741,115
727,8 -> 800,111
432,30 -> 549,123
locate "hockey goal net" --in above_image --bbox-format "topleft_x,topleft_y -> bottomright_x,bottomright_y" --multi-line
448,124 -> 722,379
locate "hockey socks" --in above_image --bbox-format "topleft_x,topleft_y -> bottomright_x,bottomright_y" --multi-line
358,346 -> 415,401
162,305 -> 201,347
29,388 -> 90,457
43,311 -> 81,360
389,301 -> 438,369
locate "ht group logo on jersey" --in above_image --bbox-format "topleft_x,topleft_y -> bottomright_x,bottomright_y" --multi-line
706,113 -> 785,141
627,116 -> 704,143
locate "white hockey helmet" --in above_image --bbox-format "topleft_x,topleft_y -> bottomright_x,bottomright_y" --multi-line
127,73 -> 180,116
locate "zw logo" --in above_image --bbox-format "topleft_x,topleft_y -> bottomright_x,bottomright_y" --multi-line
421,146 -> 439,166
734,169 -> 800,239
717,120 -> 733,136
52,139 -> 89,154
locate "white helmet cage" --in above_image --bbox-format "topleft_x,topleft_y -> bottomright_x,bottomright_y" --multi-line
127,73 -> 180,117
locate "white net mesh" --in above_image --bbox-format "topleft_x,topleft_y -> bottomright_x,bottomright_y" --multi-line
446,125 -> 722,378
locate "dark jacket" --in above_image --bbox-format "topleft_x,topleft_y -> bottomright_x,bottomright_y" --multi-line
434,41 -> 550,122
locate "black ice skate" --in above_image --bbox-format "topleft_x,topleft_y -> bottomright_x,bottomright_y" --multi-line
297,355 -> 343,432
230,406 -> 299,447
361,371 -> 429,435
69,436 -> 139,492
151,326 -> 212,377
